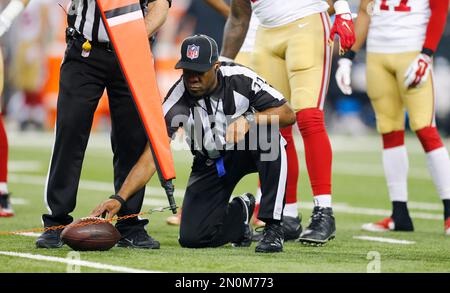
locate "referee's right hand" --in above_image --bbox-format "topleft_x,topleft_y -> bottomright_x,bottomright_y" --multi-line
90,199 -> 121,220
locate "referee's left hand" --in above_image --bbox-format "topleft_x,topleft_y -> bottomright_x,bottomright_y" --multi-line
226,116 -> 250,143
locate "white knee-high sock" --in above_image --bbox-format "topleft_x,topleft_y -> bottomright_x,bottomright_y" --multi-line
426,147 -> 450,200
383,146 -> 409,202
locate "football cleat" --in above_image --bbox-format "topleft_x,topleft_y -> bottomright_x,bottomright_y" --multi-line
361,217 -> 395,232
166,209 -> 182,226
298,207 -> 336,246
282,215 -> 302,241
36,229 -> 64,249
252,215 -> 302,242
362,216 -> 414,232
0,193 -> 14,217
117,229 -> 160,249
232,193 -> 255,248
445,218 -> 450,236
255,222 -> 284,253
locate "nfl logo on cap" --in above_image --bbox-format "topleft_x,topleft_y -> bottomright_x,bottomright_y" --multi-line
186,44 -> 200,60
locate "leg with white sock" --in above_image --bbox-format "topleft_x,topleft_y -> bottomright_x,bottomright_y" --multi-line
416,126 -> 450,234
362,130 -> 414,232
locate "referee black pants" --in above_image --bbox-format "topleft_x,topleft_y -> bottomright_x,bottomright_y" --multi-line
42,37 -> 148,237
179,134 -> 288,248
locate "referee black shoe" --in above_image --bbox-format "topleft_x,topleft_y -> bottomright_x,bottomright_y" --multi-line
252,215 -> 302,242
232,193 -> 255,247
255,222 -> 284,253
298,207 -> 336,246
36,229 -> 64,249
117,230 -> 160,249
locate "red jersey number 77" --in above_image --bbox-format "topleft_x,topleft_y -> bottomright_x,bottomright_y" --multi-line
380,0 -> 411,12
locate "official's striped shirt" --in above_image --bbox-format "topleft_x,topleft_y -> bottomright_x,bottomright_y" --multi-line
67,0 -> 170,43
163,62 -> 287,159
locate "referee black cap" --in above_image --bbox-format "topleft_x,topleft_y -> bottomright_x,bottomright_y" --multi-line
175,34 -> 219,72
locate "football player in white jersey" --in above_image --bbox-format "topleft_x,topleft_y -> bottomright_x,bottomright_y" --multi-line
0,0 -> 30,217
335,0 -> 450,235
221,0 -> 356,245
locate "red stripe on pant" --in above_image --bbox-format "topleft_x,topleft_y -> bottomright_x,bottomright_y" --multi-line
296,108 -> 332,195
0,118 -> 8,182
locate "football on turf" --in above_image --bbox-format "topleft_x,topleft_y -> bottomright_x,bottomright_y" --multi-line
61,217 -> 121,251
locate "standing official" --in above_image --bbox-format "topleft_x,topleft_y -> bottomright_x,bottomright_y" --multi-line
36,0 -> 171,249
91,34 -> 296,253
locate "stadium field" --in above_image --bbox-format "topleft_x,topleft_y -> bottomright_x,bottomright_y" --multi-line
0,130 -> 449,273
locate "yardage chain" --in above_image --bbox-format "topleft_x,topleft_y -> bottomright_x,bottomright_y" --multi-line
0,206 -> 175,236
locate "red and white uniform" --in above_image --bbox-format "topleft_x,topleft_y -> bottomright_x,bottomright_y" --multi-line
368,0 -> 447,54
250,0 -> 329,28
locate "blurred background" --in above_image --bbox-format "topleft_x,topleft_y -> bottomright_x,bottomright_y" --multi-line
0,0 -> 449,136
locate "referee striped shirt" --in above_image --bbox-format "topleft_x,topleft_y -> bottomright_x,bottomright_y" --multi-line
163,62 -> 287,159
67,0 -> 170,43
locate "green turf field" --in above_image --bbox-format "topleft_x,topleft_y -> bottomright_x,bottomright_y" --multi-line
0,131 -> 449,273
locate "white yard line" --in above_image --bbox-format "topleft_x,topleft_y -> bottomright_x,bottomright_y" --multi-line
14,232 -> 42,237
353,236 -> 416,245
0,251 -> 163,273
8,161 -> 42,172
10,198 -> 28,205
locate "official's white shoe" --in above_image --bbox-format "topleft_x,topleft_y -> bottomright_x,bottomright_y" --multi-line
361,217 -> 395,232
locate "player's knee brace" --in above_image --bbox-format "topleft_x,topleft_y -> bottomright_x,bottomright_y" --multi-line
296,108 -> 326,137
416,126 -> 443,153
382,130 -> 404,149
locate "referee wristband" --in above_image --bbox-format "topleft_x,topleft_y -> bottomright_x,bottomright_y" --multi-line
342,50 -> 356,60
109,194 -> 126,207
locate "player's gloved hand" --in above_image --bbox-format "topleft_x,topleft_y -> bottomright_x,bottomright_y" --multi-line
404,53 -> 432,89
329,0 -> 355,54
335,58 -> 353,95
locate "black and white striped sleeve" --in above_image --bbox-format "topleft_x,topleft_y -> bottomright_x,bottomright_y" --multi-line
162,78 -> 189,139
220,63 -> 286,112
249,75 -> 286,112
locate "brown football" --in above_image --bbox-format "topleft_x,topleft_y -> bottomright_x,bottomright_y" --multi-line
61,217 -> 121,251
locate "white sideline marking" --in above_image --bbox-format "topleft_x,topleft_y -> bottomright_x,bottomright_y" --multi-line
0,251 -> 163,273
14,232 -> 41,237
353,236 -> 416,245
143,198 -> 170,207
8,161 -> 42,172
10,198 -> 28,205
